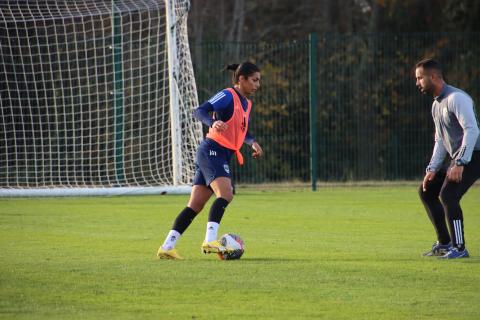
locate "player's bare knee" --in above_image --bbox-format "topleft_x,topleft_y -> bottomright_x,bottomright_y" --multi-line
218,193 -> 233,203
187,200 -> 207,213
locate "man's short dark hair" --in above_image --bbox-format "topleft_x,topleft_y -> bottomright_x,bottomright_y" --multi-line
416,59 -> 443,77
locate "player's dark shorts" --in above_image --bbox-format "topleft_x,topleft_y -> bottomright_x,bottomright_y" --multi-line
193,138 -> 234,186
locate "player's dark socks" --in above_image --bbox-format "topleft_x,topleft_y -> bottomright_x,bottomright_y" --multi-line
208,197 -> 229,224
172,207 -> 198,234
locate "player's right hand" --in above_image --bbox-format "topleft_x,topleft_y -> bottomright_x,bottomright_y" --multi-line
422,171 -> 436,192
212,120 -> 228,132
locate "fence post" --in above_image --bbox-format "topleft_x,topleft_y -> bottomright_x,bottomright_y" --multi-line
309,33 -> 318,191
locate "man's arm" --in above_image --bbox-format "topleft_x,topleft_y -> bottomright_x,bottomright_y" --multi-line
426,134 -> 448,173
451,93 -> 480,165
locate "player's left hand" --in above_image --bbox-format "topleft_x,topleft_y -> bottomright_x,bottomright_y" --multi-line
447,165 -> 464,183
252,142 -> 263,159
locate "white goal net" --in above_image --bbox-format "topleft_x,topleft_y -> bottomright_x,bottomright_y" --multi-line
0,0 -> 202,196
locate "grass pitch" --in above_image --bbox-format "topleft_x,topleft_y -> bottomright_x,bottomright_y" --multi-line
1,185 -> 479,319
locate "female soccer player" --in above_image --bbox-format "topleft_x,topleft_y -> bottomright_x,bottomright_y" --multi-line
157,62 -> 263,259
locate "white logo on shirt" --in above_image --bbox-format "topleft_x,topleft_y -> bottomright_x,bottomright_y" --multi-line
209,150 -> 217,156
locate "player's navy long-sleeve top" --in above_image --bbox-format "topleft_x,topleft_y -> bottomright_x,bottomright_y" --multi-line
193,87 -> 255,145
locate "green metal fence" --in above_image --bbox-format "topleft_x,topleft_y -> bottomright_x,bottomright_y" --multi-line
192,40 -> 311,184
192,33 -> 480,184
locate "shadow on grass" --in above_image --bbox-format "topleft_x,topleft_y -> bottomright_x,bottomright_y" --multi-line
153,255 -> 480,263
315,256 -> 480,263
237,257 -> 310,262
151,256 -> 310,263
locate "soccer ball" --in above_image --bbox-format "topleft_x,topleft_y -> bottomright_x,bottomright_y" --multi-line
217,233 -> 245,260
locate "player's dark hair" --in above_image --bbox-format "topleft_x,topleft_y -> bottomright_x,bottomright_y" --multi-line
225,61 -> 260,83
415,58 -> 443,77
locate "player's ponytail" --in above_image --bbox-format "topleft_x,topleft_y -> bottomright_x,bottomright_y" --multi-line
224,61 -> 260,84
225,64 -> 239,71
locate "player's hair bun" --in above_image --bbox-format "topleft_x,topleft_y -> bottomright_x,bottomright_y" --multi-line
224,62 -> 260,84
225,64 -> 239,71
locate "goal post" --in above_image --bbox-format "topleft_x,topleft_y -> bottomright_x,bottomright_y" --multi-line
165,0 -> 183,187
0,0 -> 202,197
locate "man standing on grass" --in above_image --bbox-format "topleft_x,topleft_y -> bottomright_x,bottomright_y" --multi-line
415,58 -> 480,259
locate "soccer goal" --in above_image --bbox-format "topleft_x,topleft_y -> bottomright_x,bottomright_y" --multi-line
0,0 -> 202,197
